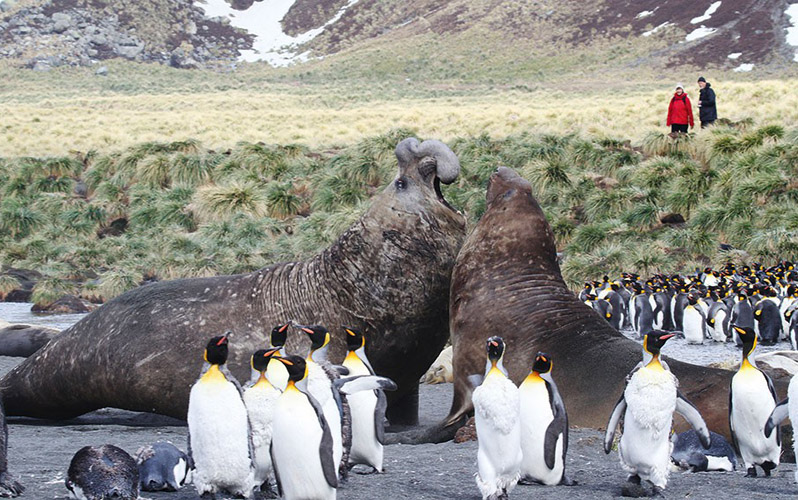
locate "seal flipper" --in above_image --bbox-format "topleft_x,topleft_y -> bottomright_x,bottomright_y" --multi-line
604,393 -> 626,454
0,400 -> 23,497
765,398 -> 789,438
675,391 -> 710,448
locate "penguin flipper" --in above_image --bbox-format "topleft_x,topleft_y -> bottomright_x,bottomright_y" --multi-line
375,390 -> 388,445
763,371 -> 782,445
675,391 -> 710,448
765,398 -> 789,438
335,375 -> 398,394
306,393 -> 339,488
269,442 -> 284,499
604,393 -> 626,454
543,412 -> 566,470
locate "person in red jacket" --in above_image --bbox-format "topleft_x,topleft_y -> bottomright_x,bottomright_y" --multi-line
666,83 -> 694,134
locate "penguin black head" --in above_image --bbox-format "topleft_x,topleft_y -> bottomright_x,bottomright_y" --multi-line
277,355 -> 308,382
343,326 -> 365,351
732,324 -> 756,348
204,333 -> 230,365
271,323 -> 290,348
686,293 -> 699,305
251,348 -> 280,373
486,336 -> 505,363
297,325 -> 330,351
643,330 -> 675,357
532,352 -> 552,374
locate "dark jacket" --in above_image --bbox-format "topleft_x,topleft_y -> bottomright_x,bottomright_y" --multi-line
667,92 -> 694,127
698,83 -> 717,122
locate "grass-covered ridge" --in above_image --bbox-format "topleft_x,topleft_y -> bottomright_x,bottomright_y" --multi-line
1,125 -> 797,306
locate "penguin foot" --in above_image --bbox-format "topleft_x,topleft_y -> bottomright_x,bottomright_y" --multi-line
620,483 -> 649,498
745,466 -> 757,478
559,475 -> 577,486
627,474 -> 641,485
651,486 -> 665,497
350,464 -> 380,475
199,492 -> 216,500
762,461 -> 776,477
0,472 -> 24,497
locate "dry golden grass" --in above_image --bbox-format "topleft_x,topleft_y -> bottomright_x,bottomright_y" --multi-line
2,68 -> 797,156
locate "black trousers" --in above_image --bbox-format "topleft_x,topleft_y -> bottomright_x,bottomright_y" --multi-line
671,124 -> 689,133
701,120 -> 715,129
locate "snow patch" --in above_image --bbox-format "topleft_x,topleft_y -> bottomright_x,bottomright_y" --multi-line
727,52 -> 742,59
691,1 -> 722,24
787,3 -> 798,61
733,63 -> 754,72
195,0 -> 361,66
685,26 -> 717,42
643,22 -> 673,37
636,10 -> 654,19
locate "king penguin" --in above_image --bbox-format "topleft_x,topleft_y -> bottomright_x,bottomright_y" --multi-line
682,293 -> 707,344
341,326 -> 388,472
729,325 -> 781,477
266,323 -> 290,391
271,355 -> 338,500
604,330 -> 710,496
472,336 -> 522,500
243,348 -> 282,496
518,352 -> 573,486
765,372 -> 798,484
297,324 -> 351,480
187,333 -> 255,499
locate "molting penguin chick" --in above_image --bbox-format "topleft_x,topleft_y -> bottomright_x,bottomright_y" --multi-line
243,348 -> 282,495
187,333 -> 255,499
472,336 -> 522,500
271,355 -> 338,500
267,323 -> 290,391
604,330 -> 710,496
729,325 -> 780,478
136,441 -> 191,492
519,352 -> 572,486
66,445 -> 139,500
341,326 -> 388,472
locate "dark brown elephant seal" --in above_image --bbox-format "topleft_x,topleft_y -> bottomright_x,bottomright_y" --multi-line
0,324 -> 59,357
442,166 -> 777,443
0,138 -> 466,427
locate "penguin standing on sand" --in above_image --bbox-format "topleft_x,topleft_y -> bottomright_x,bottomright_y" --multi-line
683,293 -> 707,344
604,331 -> 710,496
765,372 -> 798,484
473,336 -> 522,500
706,300 -> 730,343
632,287 -> 655,338
297,324 -> 351,480
271,355 -> 338,500
187,333 -> 255,499
266,323 -> 290,391
786,301 -> 798,350
729,325 -> 781,477
754,298 -> 782,345
731,293 -> 755,346
243,348 -> 282,495
341,326 -> 389,472
518,352 -> 572,486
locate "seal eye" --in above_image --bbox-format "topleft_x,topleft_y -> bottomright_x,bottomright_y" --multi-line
395,178 -> 407,190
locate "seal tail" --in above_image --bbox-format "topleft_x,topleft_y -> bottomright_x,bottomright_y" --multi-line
383,415 -> 465,445
0,398 -> 24,497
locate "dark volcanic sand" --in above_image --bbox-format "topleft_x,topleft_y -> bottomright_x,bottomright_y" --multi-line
2,357 -> 797,500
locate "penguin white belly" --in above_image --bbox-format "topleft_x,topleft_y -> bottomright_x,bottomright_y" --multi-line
272,389 -> 336,500
188,380 -> 254,497
243,383 -> 280,486
730,371 -> 779,467
629,297 -> 638,332
781,299 -> 794,339
683,307 -> 704,344
650,296 -> 663,329
342,357 -> 383,470
709,309 -> 728,342
788,377 -> 798,483
619,367 -> 677,488
307,363 -> 343,471
473,374 -> 522,500
519,380 -> 562,485
266,358 -> 289,391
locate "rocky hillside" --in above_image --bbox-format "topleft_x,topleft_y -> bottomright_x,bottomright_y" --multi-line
1,0 -> 796,73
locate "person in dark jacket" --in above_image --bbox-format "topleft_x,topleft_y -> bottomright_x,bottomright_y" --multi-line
666,83 -> 694,134
697,76 -> 717,128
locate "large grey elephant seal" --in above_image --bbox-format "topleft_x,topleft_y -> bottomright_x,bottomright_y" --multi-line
442,167 -> 763,442
0,324 -> 58,357
0,138 -> 466,427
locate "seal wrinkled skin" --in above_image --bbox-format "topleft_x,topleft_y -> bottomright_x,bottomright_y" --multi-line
444,167 -> 760,441
0,138 -> 466,425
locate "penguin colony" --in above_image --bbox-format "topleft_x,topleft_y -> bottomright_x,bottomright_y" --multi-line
184,324 -> 396,500
580,260 -> 798,347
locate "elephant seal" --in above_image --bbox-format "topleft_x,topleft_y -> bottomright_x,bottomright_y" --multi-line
0,324 -> 58,357
441,167 -> 770,442
0,138 -> 466,427
66,445 -> 139,500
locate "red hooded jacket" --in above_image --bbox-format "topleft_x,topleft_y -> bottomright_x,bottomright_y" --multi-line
667,92 -> 694,127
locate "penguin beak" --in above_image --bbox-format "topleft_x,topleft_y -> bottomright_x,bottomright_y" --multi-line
278,358 -> 294,366
660,334 -> 675,341
265,348 -> 280,358
278,323 -> 289,333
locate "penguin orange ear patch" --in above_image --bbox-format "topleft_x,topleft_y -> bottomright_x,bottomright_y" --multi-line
605,313 -> 612,318
755,310 -> 762,317
734,326 -> 745,334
